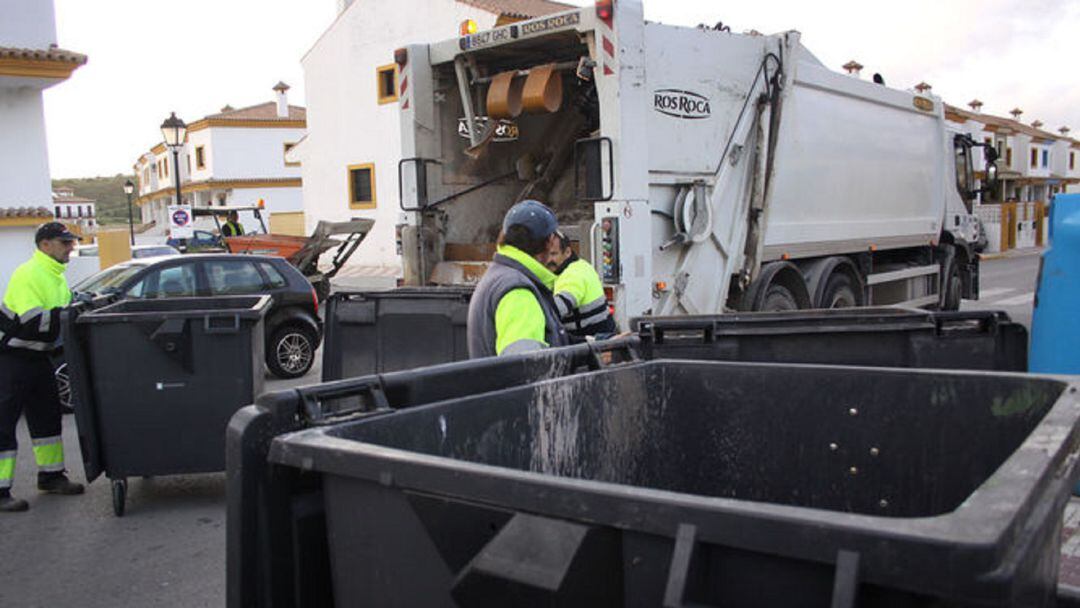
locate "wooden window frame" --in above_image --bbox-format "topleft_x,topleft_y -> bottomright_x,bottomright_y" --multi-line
1071,152 -> 1075,171
284,142 -> 300,167
348,163 -> 376,210
376,63 -> 399,105
195,145 -> 206,170
1030,148 -> 1038,169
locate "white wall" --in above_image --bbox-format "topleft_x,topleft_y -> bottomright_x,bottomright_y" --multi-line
204,127 -> 305,180
0,88 -> 51,206
224,186 -> 303,214
0,0 -> 56,49
300,0 -> 500,271
0,227 -> 37,294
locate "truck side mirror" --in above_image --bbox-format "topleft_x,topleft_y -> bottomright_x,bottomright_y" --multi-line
574,137 -> 614,202
982,162 -> 999,195
398,158 -> 433,211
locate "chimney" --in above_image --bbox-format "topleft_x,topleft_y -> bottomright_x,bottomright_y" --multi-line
1010,107 -> 1023,120
1060,126 -> 1071,137
842,60 -> 863,77
914,81 -> 932,94
220,104 -> 234,113
273,81 -> 290,118
1031,120 -> 1043,129
968,99 -> 983,112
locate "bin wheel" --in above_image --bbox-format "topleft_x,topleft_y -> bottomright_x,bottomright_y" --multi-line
111,479 -> 127,517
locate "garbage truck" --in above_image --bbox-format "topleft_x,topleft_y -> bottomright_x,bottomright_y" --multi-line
394,0 -> 998,327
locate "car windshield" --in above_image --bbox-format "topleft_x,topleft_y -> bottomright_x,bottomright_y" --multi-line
133,246 -> 179,258
72,264 -> 146,295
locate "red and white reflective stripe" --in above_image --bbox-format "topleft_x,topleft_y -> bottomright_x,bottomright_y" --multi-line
400,75 -> 410,110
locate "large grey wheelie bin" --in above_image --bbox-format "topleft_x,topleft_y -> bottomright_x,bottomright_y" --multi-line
64,295 -> 268,515
227,326 -> 1080,607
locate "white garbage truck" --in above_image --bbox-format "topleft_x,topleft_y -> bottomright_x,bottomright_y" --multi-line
393,0 -> 997,327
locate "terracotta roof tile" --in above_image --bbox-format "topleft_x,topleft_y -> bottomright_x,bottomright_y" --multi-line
457,0 -> 575,19
944,103 -> 1065,142
0,46 -> 87,65
205,101 -> 305,121
0,207 -> 54,218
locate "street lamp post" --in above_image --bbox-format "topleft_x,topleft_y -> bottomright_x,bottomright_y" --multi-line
123,179 -> 135,245
160,112 -> 187,210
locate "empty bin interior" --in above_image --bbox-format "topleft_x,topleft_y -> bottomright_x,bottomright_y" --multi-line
328,361 -> 1064,517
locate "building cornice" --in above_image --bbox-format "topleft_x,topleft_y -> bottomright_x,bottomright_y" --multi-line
187,118 -> 306,133
151,143 -> 167,155
0,47 -> 87,81
135,178 -> 302,205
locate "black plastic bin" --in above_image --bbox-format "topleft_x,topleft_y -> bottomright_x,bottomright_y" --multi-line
65,295 -> 268,516
227,334 -> 1080,607
634,307 -> 1028,371
321,287 -> 471,381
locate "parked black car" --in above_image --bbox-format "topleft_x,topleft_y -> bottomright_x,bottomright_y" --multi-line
72,253 -> 322,379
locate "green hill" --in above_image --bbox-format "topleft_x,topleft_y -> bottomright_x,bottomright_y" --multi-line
52,174 -> 138,226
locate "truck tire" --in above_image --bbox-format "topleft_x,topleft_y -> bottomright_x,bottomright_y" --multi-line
761,284 -> 800,311
820,272 -> 861,309
942,261 -> 962,311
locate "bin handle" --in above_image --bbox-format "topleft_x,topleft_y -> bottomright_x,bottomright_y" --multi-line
296,377 -> 390,423
204,314 -> 241,334
585,336 -> 641,370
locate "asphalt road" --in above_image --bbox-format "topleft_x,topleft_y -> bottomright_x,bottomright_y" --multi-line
0,253 -> 1046,607
961,249 -> 1042,330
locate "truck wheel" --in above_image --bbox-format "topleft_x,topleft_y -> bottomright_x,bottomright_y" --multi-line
820,272 -> 861,309
761,284 -> 800,311
267,324 -> 318,379
942,261 -> 962,311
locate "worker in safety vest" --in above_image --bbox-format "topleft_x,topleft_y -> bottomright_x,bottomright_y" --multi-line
466,200 -> 570,358
0,223 -> 85,511
547,231 -> 616,338
221,210 -> 244,238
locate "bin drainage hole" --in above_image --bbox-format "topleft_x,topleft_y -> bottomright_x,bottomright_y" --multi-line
848,408 -> 858,416
849,466 -> 858,475
829,443 -> 839,451
869,447 -> 880,457
879,499 -> 889,508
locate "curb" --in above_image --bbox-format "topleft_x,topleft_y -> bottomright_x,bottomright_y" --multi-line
979,247 -> 1044,262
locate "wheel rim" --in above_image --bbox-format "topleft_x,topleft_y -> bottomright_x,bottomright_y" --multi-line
55,363 -> 72,409
276,332 -> 313,374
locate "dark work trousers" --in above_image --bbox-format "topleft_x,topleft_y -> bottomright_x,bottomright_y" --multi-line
0,349 -> 64,490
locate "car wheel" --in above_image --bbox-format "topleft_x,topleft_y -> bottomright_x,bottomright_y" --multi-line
267,324 -> 317,379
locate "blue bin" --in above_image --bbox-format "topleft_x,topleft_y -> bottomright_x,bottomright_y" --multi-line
1030,193 -> 1080,374
1028,193 -> 1080,493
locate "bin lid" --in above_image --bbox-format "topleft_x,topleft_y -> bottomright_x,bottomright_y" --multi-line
77,295 -> 271,324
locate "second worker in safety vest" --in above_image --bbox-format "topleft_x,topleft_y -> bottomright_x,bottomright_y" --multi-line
547,231 -> 616,338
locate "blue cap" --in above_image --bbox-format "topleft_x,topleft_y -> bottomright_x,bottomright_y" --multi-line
502,200 -> 558,240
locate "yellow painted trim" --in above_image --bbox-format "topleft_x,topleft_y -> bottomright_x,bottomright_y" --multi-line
283,142 -> 300,167
151,143 -> 167,155
376,64 -> 399,105
187,118 -> 306,133
348,163 -> 377,210
0,57 -> 82,80
135,178 -> 303,205
0,216 -> 48,227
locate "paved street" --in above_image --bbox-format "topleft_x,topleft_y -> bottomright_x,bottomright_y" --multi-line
961,248 -> 1043,331
0,253 -> 1050,607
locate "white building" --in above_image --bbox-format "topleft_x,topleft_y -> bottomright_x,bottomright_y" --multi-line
0,0 -> 85,289
134,83 -> 306,236
52,186 -> 96,232
296,0 -> 570,276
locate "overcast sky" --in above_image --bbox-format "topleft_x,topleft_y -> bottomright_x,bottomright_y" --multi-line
45,0 -> 1079,178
